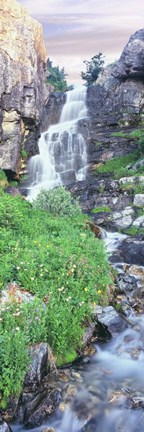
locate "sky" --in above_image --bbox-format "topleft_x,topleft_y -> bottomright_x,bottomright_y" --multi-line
18,0 -> 144,84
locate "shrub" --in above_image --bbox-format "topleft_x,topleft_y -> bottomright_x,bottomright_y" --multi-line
33,187 -> 81,217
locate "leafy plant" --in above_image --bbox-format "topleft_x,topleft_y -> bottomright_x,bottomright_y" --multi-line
46,58 -> 68,92
33,187 -> 82,217
81,53 -> 105,85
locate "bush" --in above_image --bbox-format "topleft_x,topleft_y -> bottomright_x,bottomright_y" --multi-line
33,187 -> 81,217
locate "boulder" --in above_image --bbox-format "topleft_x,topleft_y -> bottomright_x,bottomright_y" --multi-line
111,238 -> 144,266
94,306 -> 127,337
0,420 -> 12,432
133,194 -> 144,207
24,343 -> 49,390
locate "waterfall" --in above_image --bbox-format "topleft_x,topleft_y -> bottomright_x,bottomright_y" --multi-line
28,86 -> 87,200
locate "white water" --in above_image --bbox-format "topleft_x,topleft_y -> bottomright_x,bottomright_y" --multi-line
28,86 -> 87,200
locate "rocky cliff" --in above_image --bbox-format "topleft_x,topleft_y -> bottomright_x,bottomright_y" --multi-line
0,0 -> 49,177
85,29 -> 144,166
71,30 -> 144,238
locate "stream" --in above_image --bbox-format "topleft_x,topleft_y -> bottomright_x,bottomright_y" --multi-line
11,232 -> 144,432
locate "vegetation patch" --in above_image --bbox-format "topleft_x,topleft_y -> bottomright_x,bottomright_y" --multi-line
0,189 -> 111,407
94,152 -> 138,178
91,206 -> 111,214
125,226 -> 144,236
0,170 -> 8,189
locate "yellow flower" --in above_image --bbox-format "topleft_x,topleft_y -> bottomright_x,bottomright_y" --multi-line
84,287 -> 88,292
98,289 -> 102,294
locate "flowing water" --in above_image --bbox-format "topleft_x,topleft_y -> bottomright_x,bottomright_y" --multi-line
28,86 -> 87,200
12,231 -> 144,432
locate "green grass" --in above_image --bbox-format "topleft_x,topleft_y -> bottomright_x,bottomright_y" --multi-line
91,206 -> 111,214
0,190 -> 111,407
94,152 -> 139,178
125,226 -> 144,236
120,182 -> 144,195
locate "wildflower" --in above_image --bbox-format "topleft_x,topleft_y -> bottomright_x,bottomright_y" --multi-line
12,312 -> 21,316
98,290 -> 102,294
31,277 -> 34,281
15,326 -> 20,331
84,287 -> 88,292
16,266 -> 20,270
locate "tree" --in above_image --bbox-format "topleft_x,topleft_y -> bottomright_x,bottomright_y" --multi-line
46,58 -> 68,92
81,53 -> 105,85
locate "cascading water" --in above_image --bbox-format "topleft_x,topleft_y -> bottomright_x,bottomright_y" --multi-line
28,86 -> 87,200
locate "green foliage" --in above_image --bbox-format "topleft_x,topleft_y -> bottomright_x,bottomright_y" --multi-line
112,129 -> 144,156
125,226 -> 144,236
81,53 -> 105,85
33,187 -> 81,217
91,206 -> 111,214
0,191 -> 111,404
46,58 -> 68,92
94,152 -> 138,178
120,181 -> 144,195
0,170 -> 8,189
0,298 -> 48,407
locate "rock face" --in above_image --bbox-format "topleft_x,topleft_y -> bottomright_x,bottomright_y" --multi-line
86,29 -> 144,168
0,0 -> 49,176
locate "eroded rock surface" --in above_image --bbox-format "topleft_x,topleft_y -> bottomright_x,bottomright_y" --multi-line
0,0 -> 49,176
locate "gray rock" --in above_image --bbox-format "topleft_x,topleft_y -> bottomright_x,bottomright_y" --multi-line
0,422 -> 12,432
0,0 -> 49,176
111,207 -> 134,229
111,238 -> 144,266
94,305 -> 127,337
133,215 -> 144,227
24,343 -> 49,390
119,176 -> 144,185
133,194 -> 144,207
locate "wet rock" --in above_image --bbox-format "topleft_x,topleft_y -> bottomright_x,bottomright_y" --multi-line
41,428 -> 56,432
133,194 -> 144,207
25,390 -> 61,427
24,343 -> 49,390
94,305 -> 127,337
60,170 -> 76,185
111,238 -> 144,266
116,273 -> 138,293
131,396 -> 144,408
0,420 -> 12,432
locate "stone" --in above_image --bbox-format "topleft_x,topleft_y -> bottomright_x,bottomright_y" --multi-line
111,238 -> 144,266
0,421 -> 12,432
24,343 -> 49,390
41,429 -> 56,432
133,215 -> 144,227
111,207 -> 134,229
119,176 -> 144,185
133,194 -> 144,207
116,273 -> 138,293
94,305 -> 127,337
0,0 -> 49,176
60,170 -> 76,185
